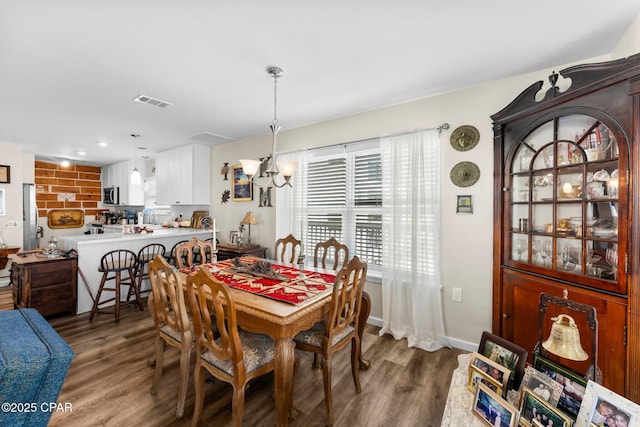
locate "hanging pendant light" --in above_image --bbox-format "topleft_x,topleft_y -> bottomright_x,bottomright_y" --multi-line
130,134 -> 141,185
240,66 -> 297,189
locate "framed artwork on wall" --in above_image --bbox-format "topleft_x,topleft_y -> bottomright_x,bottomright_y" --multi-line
232,164 -> 253,201
456,195 -> 473,214
0,165 -> 9,184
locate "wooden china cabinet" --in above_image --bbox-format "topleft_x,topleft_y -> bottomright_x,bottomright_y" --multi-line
492,54 -> 640,401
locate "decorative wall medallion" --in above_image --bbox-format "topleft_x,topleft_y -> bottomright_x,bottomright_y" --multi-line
450,125 -> 480,152
450,161 -> 480,187
221,189 -> 230,204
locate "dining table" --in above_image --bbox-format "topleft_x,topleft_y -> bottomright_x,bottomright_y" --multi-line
178,256 -> 371,427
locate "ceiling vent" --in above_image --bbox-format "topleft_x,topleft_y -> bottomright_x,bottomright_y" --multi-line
133,94 -> 172,108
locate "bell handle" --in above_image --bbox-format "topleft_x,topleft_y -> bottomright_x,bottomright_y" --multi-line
551,313 -> 578,327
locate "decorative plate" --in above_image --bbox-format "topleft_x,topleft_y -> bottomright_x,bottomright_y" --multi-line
450,161 -> 480,187
450,125 -> 480,152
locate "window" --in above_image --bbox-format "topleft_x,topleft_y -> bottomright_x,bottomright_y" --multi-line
302,141 -> 382,273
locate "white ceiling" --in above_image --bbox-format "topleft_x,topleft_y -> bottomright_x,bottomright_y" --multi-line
1,1 -> 639,167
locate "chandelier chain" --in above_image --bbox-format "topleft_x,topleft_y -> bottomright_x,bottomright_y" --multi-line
273,71 -> 279,127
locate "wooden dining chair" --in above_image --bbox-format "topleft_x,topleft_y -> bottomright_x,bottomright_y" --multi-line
314,237 -> 349,271
168,239 -> 189,267
187,267 -> 284,427
310,237 -> 350,368
147,255 -> 193,419
293,256 -> 368,426
274,234 -> 302,264
175,237 -> 213,269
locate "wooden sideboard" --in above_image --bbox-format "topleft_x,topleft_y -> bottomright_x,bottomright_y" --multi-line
10,253 -> 77,317
216,244 -> 267,261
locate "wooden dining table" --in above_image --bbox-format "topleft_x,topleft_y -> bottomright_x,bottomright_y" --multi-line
178,257 -> 371,427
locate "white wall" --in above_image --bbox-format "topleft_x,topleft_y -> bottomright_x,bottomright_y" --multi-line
211,19 -> 640,349
0,142 -> 27,281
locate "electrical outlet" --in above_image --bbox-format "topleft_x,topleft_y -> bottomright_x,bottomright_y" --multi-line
452,287 -> 463,302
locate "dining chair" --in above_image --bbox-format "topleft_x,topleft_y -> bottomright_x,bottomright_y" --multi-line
274,234 -> 302,264
187,267 -> 287,427
147,255 -> 193,419
168,240 -> 189,267
314,237 -> 349,271
175,237 -> 214,269
293,256 -> 368,426
310,237 -> 350,368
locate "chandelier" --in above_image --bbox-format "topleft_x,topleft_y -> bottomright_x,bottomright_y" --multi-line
240,66 -> 297,188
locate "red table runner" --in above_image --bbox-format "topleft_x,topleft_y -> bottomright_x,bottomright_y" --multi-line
180,258 -> 336,305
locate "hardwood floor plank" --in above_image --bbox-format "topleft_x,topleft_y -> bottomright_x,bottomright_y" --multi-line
47,305 -> 466,427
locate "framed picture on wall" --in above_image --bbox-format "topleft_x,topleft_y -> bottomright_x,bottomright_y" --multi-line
456,195 -> 473,214
232,164 -> 253,201
0,165 -> 10,184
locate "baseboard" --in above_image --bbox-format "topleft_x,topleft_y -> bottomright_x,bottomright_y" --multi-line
366,315 -> 478,353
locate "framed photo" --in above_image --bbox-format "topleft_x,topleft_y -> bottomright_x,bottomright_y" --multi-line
0,189 -> 5,216
456,195 -> 473,214
0,165 -> 10,183
478,331 -> 528,390
229,230 -> 239,244
468,364 -> 503,396
519,388 -> 573,427
232,164 -> 253,201
574,380 -> 640,427
521,366 -> 564,407
533,353 -> 587,419
470,352 -> 510,394
472,381 -> 519,427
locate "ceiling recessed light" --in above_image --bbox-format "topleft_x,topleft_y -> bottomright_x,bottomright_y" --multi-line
98,141 -> 108,147
60,160 -> 70,167
77,151 -> 87,156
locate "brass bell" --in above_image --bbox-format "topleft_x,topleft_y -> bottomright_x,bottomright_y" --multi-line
542,314 -> 589,361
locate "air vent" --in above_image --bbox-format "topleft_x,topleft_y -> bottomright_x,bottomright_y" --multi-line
133,94 -> 172,108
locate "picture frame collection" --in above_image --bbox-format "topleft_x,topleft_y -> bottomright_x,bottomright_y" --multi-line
468,331 -> 640,427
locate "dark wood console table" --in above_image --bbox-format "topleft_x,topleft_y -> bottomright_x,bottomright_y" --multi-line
10,253 -> 77,317
216,243 -> 267,261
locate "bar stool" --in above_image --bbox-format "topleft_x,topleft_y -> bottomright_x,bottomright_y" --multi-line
89,249 -> 140,323
129,243 -> 166,303
168,240 -> 189,267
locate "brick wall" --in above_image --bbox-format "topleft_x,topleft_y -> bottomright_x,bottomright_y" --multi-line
34,161 -> 102,218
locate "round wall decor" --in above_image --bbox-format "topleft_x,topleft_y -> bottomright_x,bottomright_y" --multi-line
450,125 -> 480,152
450,161 -> 480,187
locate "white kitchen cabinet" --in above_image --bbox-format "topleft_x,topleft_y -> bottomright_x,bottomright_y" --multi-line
102,160 -> 145,206
156,144 -> 210,205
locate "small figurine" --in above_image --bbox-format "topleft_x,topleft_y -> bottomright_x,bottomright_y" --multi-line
221,162 -> 229,180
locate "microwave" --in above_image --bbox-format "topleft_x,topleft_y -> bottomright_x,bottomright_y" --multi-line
103,187 -> 119,205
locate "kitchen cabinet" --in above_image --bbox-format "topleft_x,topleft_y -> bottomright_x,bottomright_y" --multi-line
492,54 -> 640,400
11,254 -> 77,317
156,144 -> 210,205
102,160 -> 145,206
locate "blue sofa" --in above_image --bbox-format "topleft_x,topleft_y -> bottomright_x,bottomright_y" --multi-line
0,309 -> 74,427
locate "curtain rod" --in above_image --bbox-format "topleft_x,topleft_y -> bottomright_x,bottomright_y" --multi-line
302,122 -> 450,153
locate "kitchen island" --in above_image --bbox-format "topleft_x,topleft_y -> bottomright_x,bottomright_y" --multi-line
58,228 -> 214,314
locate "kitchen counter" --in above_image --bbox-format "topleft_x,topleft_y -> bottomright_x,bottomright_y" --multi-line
58,228 -> 215,314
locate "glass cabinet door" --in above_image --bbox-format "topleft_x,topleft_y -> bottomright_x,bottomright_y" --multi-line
507,114 -> 623,294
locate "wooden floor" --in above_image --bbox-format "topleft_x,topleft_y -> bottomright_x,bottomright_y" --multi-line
47,303 -> 466,427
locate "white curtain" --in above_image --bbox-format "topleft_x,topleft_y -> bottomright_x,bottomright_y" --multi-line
379,129 -> 449,351
275,150 -> 308,258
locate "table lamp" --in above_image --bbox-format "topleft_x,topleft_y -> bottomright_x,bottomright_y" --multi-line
241,212 -> 258,245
